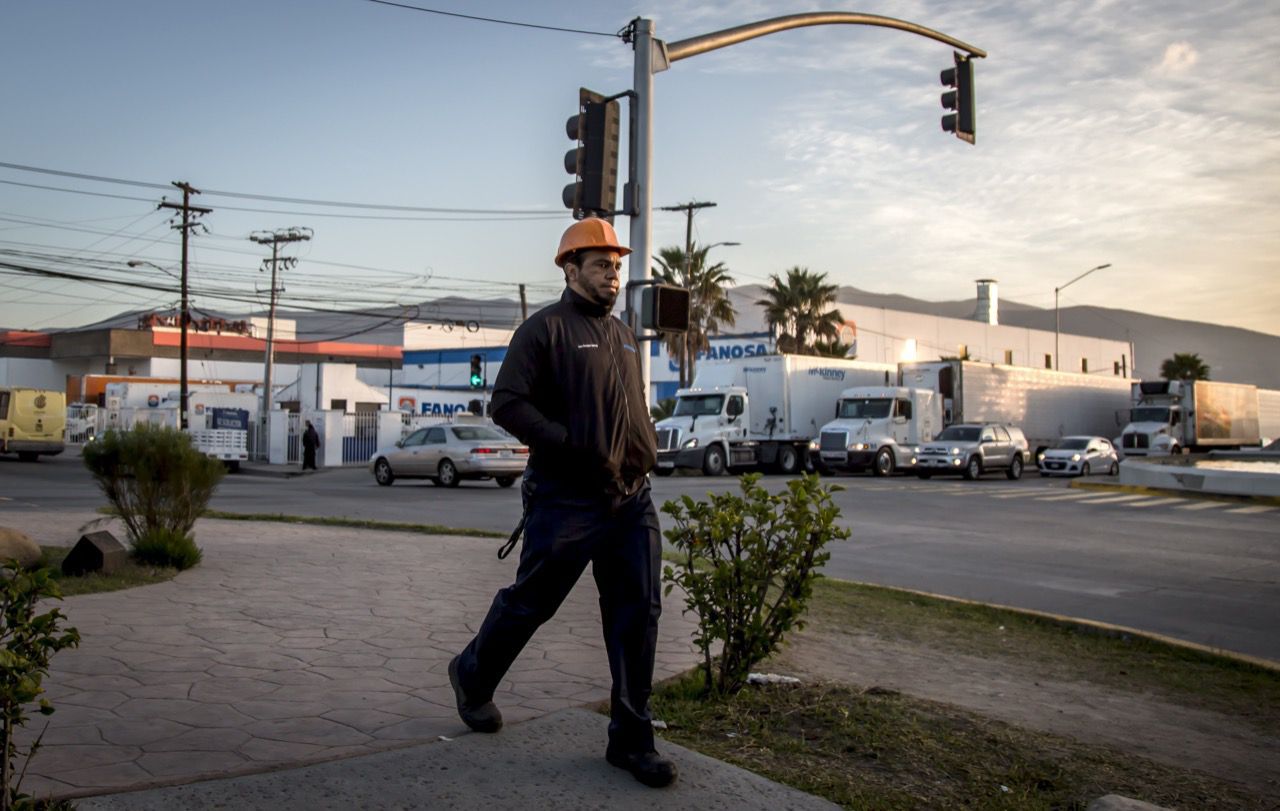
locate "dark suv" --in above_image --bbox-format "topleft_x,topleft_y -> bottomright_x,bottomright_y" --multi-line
916,423 -> 1028,480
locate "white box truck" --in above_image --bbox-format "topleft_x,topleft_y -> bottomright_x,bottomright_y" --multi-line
899,360 -> 1133,457
653,354 -> 896,475
1116,380 -> 1262,456
813,386 -> 943,476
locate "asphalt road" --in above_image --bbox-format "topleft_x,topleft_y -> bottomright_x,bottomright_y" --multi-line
2,452 -> 1277,661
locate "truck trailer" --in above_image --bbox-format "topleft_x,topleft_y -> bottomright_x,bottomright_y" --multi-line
898,360 -> 1133,457
1116,380 -> 1261,456
653,354 -> 896,475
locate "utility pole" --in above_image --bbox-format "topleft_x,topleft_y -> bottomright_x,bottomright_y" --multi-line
658,200 -> 715,387
249,227 -> 312,460
518,283 -> 528,322
158,182 -> 211,431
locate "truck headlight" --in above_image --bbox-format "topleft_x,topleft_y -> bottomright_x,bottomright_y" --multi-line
681,438 -> 699,449
849,442 -> 874,451
808,440 -> 819,450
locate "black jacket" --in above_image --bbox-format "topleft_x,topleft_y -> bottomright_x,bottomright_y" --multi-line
491,287 -> 657,495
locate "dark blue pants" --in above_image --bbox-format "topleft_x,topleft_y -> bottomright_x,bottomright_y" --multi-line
455,480 -> 662,753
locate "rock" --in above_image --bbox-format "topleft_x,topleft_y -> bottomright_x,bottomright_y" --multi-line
0,527 -> 43,569
1088,795 -> 1173,811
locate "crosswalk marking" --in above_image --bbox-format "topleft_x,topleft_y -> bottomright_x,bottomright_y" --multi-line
1226,505 -> 1277,514
1174,501 -> 1227,511
1121,497 -> 1187,508
1034,492 -> 1096,501
1075,494 -> 1154,504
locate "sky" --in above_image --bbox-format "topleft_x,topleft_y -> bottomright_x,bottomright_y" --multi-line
2,0 -> 1278,338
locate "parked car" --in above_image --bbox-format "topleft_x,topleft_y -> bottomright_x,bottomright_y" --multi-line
1037,436 -> 1119,477
916,423 -> 1028,480
370,423 -> 528,487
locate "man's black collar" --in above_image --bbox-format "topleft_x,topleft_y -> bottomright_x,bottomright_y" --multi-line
562,286 -> 612,318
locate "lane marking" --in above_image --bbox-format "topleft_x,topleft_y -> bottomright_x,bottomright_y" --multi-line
1035,493 -> 1101,502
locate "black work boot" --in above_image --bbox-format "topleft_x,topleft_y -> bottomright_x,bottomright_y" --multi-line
606,747 -> 678,788
448,656 -> 502,733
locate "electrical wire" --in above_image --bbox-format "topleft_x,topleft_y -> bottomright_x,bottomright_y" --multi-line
364,0 -> 619,37
0,161 -> 563,215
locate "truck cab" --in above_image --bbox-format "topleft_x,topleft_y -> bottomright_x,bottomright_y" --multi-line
655,385 -> 756,476
1116,396 -> 1183,457
813,386 -> 941,476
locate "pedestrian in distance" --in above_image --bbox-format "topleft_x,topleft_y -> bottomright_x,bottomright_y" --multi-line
301,419 -> 320,471
449,218 -> 676,788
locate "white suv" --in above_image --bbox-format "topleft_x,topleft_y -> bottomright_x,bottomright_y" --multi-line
916,423 -> 1028,481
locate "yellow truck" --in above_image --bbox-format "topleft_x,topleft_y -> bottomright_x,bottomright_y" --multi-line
0,387 -> 66,461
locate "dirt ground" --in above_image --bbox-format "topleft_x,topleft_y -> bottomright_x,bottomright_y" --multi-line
769,629 -> 1280,798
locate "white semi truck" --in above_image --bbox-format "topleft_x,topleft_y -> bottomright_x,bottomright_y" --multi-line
653,354 -> 896,476
898,360 -> 1134,458
1115,379 -> 1264,456
813,386 -> 943,476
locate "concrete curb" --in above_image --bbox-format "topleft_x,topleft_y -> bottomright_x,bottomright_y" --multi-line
837,578 -> 1280,673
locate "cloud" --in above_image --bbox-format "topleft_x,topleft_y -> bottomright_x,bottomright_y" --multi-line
1155,41 -> 1199,75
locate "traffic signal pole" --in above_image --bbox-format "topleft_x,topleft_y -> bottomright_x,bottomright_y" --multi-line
623,12 -> 986,398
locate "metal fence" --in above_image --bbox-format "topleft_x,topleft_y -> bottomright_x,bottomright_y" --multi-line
340,412 -> 381,464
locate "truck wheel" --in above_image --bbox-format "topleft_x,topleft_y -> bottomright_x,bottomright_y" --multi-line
17,452 -> 37,462
225,461 -> 241,473
374,458 -> 395,486
963,456 -> 982,480
1006,455 -> 1023,480
702,445 -> 726,476
873,448 -> 896,477
438,459 -> 460,487
776,445 -> 800,475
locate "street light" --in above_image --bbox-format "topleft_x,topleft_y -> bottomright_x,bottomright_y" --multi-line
128,259 -> 190,430
1055,263 -> 1111,372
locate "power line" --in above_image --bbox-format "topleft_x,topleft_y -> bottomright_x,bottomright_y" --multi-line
0,161 -> 561,215
365,0 -> 618,37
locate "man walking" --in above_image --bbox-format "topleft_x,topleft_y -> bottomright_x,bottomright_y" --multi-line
449,218 -> 675,788
301,419 -> 320,471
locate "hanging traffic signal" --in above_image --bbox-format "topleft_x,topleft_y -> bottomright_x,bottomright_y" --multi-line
469,354 -> 484,389
940,51 -> 976,145
562,87 -> 620,222
640,285 -> 690,333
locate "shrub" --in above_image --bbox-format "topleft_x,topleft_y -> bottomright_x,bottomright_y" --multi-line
131,529 -> 202,571
0,563 -> 80,810
662,473 -> 850,696
82,424 -> 222,570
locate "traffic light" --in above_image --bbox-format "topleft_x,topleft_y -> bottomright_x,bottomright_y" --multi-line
562,87 -> 620,222
940,51 -> 976,145
469,354 -> 484,389
640,285 -> 690,333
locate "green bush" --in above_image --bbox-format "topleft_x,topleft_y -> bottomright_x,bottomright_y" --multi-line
131,529 -> 202,571
0,563 -> 80,810
82,424 -> 223,570
662,473 -> 850,696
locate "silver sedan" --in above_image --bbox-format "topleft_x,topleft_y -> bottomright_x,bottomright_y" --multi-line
370,423 -> 528,487
1037,436 -> 1120,477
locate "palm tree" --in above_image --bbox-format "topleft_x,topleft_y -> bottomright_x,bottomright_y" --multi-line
653,244 -> 738,387
756,267 -> 843,354
1160,353 -> 1210,381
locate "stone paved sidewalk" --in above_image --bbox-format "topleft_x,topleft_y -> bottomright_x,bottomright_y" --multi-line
8,512 -> 701,799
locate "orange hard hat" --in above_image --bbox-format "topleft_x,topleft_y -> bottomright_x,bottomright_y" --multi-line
554,218 -> 631,268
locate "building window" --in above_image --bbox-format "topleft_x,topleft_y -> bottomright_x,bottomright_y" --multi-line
1044,354 -> 1052,370
1080,358 -> 1088,374
1004,349 -> 1013,365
